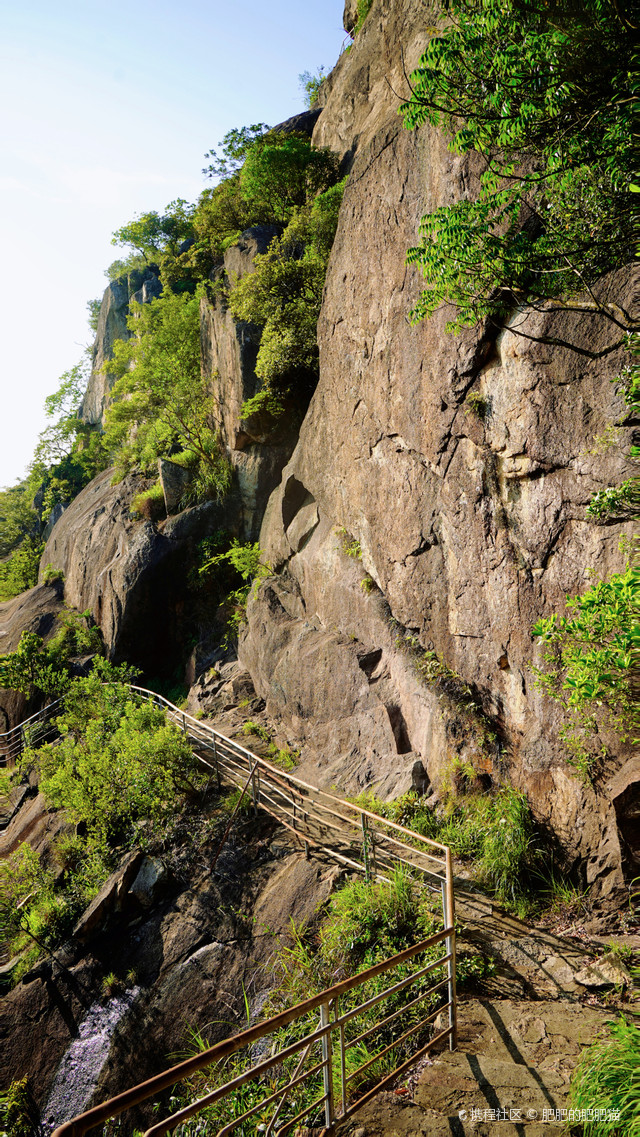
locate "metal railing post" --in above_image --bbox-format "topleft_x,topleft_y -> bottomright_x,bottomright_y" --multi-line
320,1001 -> 334,1130
445,848 -> 457,1050
213,737 -> 221,790
337,998 -> 347,1117
251,762 -> 258,816
361,813 -> 371,882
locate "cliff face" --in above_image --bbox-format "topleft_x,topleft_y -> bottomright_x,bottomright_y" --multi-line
80,268 -> 161,426
26,0 -> 636,898
239,0 -> 637,898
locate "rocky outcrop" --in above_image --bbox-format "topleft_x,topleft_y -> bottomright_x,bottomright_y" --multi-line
0,581 -> 65,731
237,0 -> 638,899
80,267 -> 161,427
201,227 -> 304,539
37,469 -> 236,672
0,819 -> 339,1120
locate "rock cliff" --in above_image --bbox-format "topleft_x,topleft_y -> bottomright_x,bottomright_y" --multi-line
21,0 -> 637,897
1,0 -> 638,1120
238,0 -> 637,900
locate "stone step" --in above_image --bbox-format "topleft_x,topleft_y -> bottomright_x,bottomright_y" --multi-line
334,997 -> 615,1137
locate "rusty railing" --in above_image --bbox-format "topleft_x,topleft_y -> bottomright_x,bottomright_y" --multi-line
7,686 -> 456,1136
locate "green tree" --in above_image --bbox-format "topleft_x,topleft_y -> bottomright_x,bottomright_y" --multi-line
0,482 -> 37,559
104,289 -> 231,500
0,631 -> 69,698
240,132 -> 339,225
401,0 -> 637,355
228,179 -> 346,413
22,660 -> 199,845
111,199 -> 196,263
202,123 -> 270,182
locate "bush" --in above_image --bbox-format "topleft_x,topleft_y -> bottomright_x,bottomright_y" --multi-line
199,540 -> 271,644
569,1017 -> 640,1137
0,538 -> 43,601
0,608 -> 103,698
240,133 -> 339,225
42,563 -> 64,585
228,180 -> 346,413
533,563 -> 639,780
23,665 -> 201,845
353,783 -> 538,915
319,868 -> 439,972
0,845 -> 53,948
132,482 -> 166,521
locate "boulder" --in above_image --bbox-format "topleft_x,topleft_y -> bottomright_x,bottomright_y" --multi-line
73,850 -> 145,941
38,470 -> 233,672
158,458 -> 193,515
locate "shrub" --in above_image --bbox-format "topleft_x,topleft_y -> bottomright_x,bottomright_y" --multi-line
132,483 -> 166,521
464,391 -> 489,419
0,608 -> 104,698
569,1017 -> 640,1137
336,527 -> 362,558
229,180 -> 346,415
25,690 -> 200,846
353,784 -> 538,915
0,845 -> 53,949
0,538 -> 44,601
319,868 -> 439,972
199,540 -> 271,643
533,563 -> 639,780
354,0 -> 373,34
240,133 -> 339,225
0,1077 -> 36,1137
42,563 -> 64,585
299,67 -> 327,108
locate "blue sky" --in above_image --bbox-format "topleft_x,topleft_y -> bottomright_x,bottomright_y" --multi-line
0,0 -> 346,488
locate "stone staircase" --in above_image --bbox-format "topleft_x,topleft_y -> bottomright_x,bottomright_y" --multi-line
334,995 -> 614,1136
333,891 -> 636,1137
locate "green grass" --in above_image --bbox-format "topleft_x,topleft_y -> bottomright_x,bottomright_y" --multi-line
352,784 -> 538,916
569,1017 -> 640,1137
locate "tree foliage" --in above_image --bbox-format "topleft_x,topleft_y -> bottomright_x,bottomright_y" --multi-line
0,610 -> 102,697
228,179 -> 346,412
533,563 -> 639,778
401,0 -> 637,353
24,663 -> 199,844
111,199 -> 196,263
103,289 -> 230,500
202,124 -> 270,182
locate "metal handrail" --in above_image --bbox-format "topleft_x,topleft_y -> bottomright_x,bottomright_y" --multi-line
0,699 -> 62,767
7,685 -> 457,1135
51,928 -> 456,1137
129,686 -> 453,896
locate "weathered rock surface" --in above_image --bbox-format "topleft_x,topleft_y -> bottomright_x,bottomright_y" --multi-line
236,0 -> 638,899
201,227 -> 303,539
37,469 -> 234,671
80,267 -> 161,426
0,581 -> 65,731
334,998 -> 617,1137
0,818 -> 341,1122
